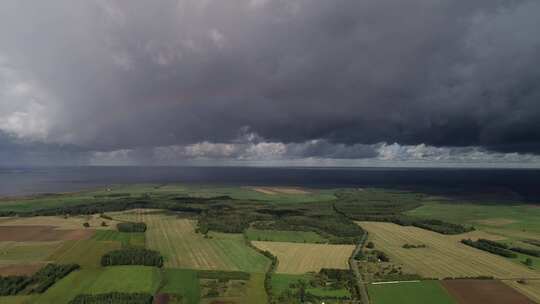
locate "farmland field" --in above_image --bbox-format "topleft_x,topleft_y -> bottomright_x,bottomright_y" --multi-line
47,239 -> 121,267
29,266 -> 161,304
161,268 -> 201,304
441,279 -> 535,304
0,183 -> 539,303
252,241 -> 355,274
359,221 -> 540,279
115,211 -> 269,272
368,281 -> 456,304
92,230 -> 145,247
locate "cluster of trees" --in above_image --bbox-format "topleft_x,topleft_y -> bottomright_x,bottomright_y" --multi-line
461,239 -> 517,258
117,222 -> 147,232
372,250 -> 390,262
523,240 -> 540,247
69,292 -> 153,304
0,264 -> 79,296
101,249 -> 163,267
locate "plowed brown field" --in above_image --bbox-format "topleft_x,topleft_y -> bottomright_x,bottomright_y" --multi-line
441,280 -> 535,304
0,226 -> 94,241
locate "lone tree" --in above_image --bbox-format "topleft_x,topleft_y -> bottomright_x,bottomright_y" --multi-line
525,258 -> 533,267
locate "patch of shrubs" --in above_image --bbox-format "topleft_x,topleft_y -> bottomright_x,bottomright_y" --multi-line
461,239 -> 517,258
402,243 -> 427,249
101,248 -> 163,267
408,219 -> 474,235
0,263 -> 80,296
117,222 -> 147,232
69,292 -> 153,304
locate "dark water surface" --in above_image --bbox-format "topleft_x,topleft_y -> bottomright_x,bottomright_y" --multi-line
0,166 -> 539,202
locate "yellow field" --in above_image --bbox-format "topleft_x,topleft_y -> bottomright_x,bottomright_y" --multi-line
252,241 -> 354,274
113,211 -> 269,272
358,222 -> 540,279
251,187 -> 310,195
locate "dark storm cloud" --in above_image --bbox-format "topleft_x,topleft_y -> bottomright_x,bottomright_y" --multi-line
1,0 -> 540,155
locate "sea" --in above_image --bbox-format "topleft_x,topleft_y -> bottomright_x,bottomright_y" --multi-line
0,166 -> 539,202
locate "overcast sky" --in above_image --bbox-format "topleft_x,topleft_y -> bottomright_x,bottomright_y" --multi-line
1,0 -> 540,167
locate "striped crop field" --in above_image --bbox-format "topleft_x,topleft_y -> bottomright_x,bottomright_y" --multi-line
252,241 -> 355,274
358,222 -> 540,280
115,211 -> 269,272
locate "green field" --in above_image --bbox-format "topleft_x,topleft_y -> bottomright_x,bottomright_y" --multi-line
245,228 -> 327,243
161,268 -> 201,304
92,230 -> 145,248
271,273 -> 312,296
407,201 -> 540,236
368,281 -> 456,304
47,240 -> 121,267
30,266 -> 161,303
115,212 -> 270,272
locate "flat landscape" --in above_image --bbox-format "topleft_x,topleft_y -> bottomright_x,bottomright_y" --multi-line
0,184 -> 538,304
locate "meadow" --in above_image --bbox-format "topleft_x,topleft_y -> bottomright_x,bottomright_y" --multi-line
368,281 -> 456,304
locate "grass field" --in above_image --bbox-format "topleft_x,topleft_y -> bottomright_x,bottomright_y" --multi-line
0,241 -> 62,265
115,211 -> 269,272
252,241 -> 354,274
29,266 -> 160,303
368,281 -> 456,304
407,202 -> 540,238
92,230 -> 145,248
271,273 -> 312,296
359,222 -> 540,279
245,228 -> 327,243
0,296 -> 35,304
161,268 -> 201,304
245,273 -> 268,304
47,239 -> 121,267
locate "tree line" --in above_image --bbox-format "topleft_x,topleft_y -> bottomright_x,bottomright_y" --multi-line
69,292 -> 153,304
461,239 -> 517,258
0,264 -> 79,296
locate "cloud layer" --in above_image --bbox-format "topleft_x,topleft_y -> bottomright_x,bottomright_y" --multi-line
1,0 -> 540,165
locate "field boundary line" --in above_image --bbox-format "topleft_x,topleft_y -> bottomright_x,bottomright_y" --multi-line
349,230 -> 370,304
371,280 -> 421,285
